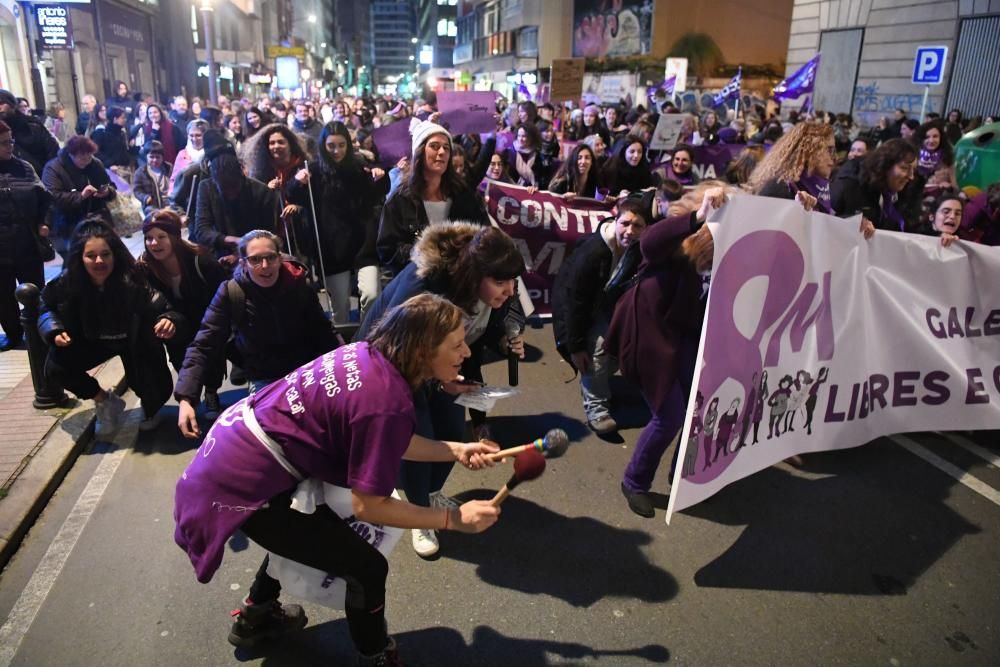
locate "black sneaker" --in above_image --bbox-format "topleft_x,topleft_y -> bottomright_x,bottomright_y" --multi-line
358,637 -> 404,667
621,482 -> 655,518
203,391 -> 222,420
227,599 -> 307,648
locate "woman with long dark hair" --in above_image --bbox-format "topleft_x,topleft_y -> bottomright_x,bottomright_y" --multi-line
832,138 -> 921,234
39,218 -> 180,434
305,121 -> 382,323
243,123 -> 311,257
502,122 -> 553,189
548,143 -> 598,197
359,223 -> 525,558
137,209 -> 228,418
144,103 -> 185,165
243,107 -> 266,141
601,135 -> 659,196
376,121 -> 489,274
913,119 -> 956,191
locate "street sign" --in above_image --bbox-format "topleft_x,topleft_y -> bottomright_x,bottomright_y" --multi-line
267,45 -> 305,59
912,46 -> 948,85
34,4 -> 74,49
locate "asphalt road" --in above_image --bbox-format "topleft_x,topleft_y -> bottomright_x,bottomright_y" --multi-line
0,321 -> 997,666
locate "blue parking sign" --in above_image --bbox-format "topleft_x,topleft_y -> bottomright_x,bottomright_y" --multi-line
912,46 -> 948,85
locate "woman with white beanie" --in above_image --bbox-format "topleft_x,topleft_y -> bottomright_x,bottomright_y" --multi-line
375,120 -> 489,275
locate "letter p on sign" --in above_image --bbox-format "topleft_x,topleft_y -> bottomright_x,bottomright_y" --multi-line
912,46 -> 948,85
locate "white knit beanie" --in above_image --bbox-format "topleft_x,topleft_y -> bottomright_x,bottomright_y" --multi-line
409,118 -> 452,160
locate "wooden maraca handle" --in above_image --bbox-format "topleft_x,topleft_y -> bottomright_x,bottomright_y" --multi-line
485,444 -> 531,462
489,486 -> 511,507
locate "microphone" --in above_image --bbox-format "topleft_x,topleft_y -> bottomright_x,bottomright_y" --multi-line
505,320 -> 521,386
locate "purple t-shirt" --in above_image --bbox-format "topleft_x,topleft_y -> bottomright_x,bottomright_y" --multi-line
174,342 -> 416,583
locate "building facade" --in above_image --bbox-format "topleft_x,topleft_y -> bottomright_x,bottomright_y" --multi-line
783,0 -> 1000,125
416,0 -> 457,84
371,0 -> 416,85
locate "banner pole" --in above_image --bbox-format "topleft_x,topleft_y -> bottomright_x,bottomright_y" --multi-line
919,85 -> 930,123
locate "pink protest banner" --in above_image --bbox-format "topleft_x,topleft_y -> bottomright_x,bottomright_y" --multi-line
485,181 -> 615,314
438,91 -> 497,135
667,196 -> 1000,520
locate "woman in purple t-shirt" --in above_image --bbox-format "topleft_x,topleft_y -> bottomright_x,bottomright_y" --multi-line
173,293 -> 500,665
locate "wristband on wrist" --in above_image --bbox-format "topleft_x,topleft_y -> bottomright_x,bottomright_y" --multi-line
443,508 -> 451,531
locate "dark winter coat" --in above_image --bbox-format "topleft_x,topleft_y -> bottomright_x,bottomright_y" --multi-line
138,252 -> 228,333
0,157 -> 51,265
7,112 -> 59,175
38,271 -> 182,411
131,162 -> 173,215
168,160 -> 210,221
174,260 -> 339,402
551,220 -> 642,362
41,150 -> 116,239
830,157 -> 924,232
91,124 -> 132,168
607,212 -> 705,411
193,176 -> 278,256
501,147 -> 554,190
359,221 -> 524,382
298,159 -> 376,275
376,184 -> 489,273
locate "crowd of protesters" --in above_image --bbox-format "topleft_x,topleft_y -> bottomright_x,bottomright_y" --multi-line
0,80 -> 997,665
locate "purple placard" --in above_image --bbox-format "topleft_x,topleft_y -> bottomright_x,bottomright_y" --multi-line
438,91 -> 497,135
372,120 -> 413,169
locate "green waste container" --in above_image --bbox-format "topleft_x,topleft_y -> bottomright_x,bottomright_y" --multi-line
955,122 -> 1000,194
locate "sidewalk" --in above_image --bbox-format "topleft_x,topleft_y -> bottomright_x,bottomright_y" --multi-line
0,233 -> 146,567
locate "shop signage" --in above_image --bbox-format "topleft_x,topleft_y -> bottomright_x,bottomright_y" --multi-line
249,73 -> 273,84
101,2 -> 151,51
34,4 -> 74,49
267,45 -> 305,59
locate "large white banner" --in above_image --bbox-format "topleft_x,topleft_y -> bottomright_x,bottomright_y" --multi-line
667,196 -> 1000,520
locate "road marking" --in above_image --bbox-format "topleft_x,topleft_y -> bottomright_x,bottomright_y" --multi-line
937,432 -> 1000,469
891,435 -> 1000,507
0,417 -> 134,667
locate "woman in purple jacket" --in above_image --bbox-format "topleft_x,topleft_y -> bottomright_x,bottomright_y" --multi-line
174,293 -> 500,665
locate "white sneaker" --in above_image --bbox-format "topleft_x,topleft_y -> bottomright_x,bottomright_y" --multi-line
95,391 -> 126,439
429,491 -> 460,510
411,528 -> 439,558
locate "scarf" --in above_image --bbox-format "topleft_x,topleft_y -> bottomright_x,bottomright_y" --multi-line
795,173 -> 833,214
880,190 -> 906,232
667,165 -> 695,186
514,151 -> 537,186
186,146 -> 205,164
917,148 -> 942,177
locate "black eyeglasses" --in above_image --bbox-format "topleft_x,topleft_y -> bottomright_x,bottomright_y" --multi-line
245,253 -> 279,267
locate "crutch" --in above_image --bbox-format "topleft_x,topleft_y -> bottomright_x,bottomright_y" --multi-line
303,160 -> 334,313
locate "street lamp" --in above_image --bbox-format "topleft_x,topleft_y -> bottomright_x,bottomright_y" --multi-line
199,0 -> 218,104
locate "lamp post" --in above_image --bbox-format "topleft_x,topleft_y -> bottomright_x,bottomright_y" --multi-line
200,0 -> 218,105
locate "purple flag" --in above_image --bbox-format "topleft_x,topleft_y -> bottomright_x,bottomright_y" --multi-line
648,76 -> 676,101
438,91 -> 498,135
713,68 -> 742,107
774,54 -> 821,101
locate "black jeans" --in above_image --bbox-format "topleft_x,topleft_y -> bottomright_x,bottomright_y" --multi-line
44,338 -> 128,400
0,259 -> 43,344
241,490 -> 390,655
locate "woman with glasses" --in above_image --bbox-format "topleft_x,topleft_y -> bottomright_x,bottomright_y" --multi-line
174,229 -> 339,439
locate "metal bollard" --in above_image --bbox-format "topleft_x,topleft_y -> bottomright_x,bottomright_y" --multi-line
15,283 -> 67,409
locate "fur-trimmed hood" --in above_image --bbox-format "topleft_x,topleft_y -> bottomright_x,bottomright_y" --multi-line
411,220 -> 483,278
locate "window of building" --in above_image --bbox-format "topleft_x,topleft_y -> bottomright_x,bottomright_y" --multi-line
438,18 -> 447,36
191,4 -> 199,46
448,20 -> 456,37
